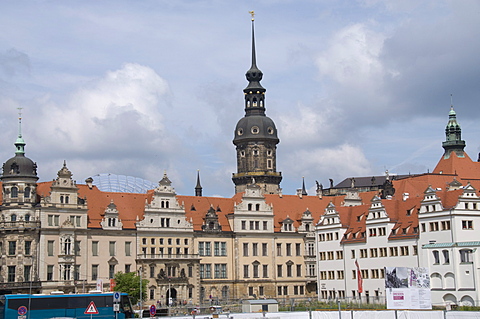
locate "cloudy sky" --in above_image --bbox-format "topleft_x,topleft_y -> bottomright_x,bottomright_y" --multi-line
1,0 -> 480,197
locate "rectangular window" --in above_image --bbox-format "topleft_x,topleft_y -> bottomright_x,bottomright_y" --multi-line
74,241 -> 81,256
286,243 -> 292,256
125,241 -> 131,256
252,243 -> 258,256
109,241 -> 116,256
24,241 -> 32,255
253,264 -> 259,278
296,243 -> 301,256
243,243 -> 249,257
47,265 -> 54,281
259,286 -> 264,296
390,247 -> 398,256
462,220 -> 473,230
150,265 -> 155,278
460,249 -> 473,263
109,264 -> 115,278
400,246 -> 409,256
125,264 -> 131,273
54,215 -> 59,226
370,248 -> 378,258
277,243 -> 282,256
200,264 -> 205,279
214,242 -> 220,256
205,242 -> 211,256
92,265 -> 98,280
262,243 -> 268,256
328,271 -> 335,280
277,264 -> 283,277
24,265 -> 31,281
263,221 -> 268,230
92,241 -> 99,256
441,220 -> 451,230
433,250 -> 440,264
249,287 -> 254,296
243,265 -> 249,278
74,265 -> 80,281
48,215 -> 53,226
287,264 -> 292,277
296,264 -> 302,277
8,241 -> 16,255
263,265 -> 268,278
48,240 -> 54,256
351,250 -> 355,259
220,242 -> 227,256
199,242 -> 204,256
429,222 -> 439,231
380,247 -> 387,257
241,221 -> 246,230
8,266 -> 15,282
337,270 -> 344,280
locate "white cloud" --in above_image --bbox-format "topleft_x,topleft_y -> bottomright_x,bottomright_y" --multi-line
315,23 -> 386,89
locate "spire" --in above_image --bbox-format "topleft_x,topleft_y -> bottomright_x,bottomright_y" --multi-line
244,11 -> 266,116
195,170 -> 202,197
442,96 -> 465,159
301,177 -> 308,196
15,107 -> 26,156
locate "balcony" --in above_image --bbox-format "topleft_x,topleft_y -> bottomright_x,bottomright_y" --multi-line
137,254 -> 200,261
0,221 -> 40,231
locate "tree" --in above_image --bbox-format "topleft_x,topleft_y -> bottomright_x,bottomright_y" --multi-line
113,271 -> 148,306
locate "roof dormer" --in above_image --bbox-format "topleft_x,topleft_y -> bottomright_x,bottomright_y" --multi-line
281,217 -> 295,232
101,200 -> 123,230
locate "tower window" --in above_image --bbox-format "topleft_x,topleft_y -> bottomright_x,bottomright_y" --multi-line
237,128 -> 244,136
253,149 -> 259,156
240,150 -> 245,157
251,126 -> 259,134
267,127 -> 274,134
24,187 -> 31,198
267,160 -> 272,169
267,150 -> 272,156
11,187 -> 18,198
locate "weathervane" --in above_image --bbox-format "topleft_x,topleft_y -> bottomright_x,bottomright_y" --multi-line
249,10 -> 255,21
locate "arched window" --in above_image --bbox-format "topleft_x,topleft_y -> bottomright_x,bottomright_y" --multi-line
60,196 -> 64,204
306,224 -> 310,232
256,204 -> 260,211
166,201 -> 169,208
24,187 -> 31,198
161,201 -> 165,208
11,187 -> 18,198
65,196 -> 69,204
11,214 -> 17,222
248,204 -> 252,211
25,214 -> 30,222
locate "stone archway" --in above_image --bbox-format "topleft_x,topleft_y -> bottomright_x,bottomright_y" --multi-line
166,288 -> 177,306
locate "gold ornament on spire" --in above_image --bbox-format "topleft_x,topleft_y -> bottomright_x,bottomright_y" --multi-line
249,10 -> 255,21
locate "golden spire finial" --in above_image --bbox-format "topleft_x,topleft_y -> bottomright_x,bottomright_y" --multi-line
249,10 -> 255,21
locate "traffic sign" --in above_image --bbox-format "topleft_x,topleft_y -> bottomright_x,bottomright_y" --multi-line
18,306 -> 27,315
150,304 -> 156,316
113,292 -> 121,302
84,301 -> 99,314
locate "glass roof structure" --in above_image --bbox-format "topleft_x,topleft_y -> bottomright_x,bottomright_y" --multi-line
90,173 -> 157,193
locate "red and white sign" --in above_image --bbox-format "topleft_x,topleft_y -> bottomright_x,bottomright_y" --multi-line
84,301 -> 99,314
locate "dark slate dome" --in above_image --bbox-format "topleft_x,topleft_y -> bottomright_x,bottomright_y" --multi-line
233,114 -> 279,144
2,154 -> 38,180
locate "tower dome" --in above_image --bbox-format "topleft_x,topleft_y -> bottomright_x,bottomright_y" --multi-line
1,112 -> 38,181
